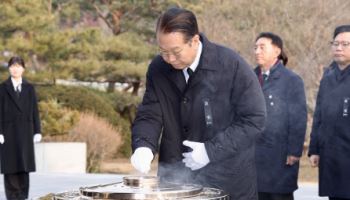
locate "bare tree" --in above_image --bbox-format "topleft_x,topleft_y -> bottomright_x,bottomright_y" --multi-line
197,0 -> 350,145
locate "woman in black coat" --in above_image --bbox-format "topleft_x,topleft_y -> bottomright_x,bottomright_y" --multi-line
254,32 -> 307,200
309,25 -> 350,200
0,56 -> 41,200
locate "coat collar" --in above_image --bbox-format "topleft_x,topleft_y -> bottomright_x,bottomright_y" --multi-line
331,61 -> 350,82
196,33 -> 219,71
255,61 -> 284,90
4,77 -> 29,111
186,33 -> 218,90
4,77 -> 29,86
161,33 -> 218,93
166,66 -> 187,93
268,62 -> 283,79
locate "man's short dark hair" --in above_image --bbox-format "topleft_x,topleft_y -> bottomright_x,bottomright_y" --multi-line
256,32 -> 288,66
8,56 -> 25,68
334,25 -> 350,39
156,7 -> 199,42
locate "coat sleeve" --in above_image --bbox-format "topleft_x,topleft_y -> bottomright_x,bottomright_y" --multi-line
286,76 -> 307,157
308,80 -> 324,156
32,86 -> 41,134
205,58 -> 266,162
132,67 -> 163,153
0,86 -> 3,134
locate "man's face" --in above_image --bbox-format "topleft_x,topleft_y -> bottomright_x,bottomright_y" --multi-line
157,31 -> 199,70
254,37 -> 281,69
332,32 -> 350,67
9,63 -> 24,79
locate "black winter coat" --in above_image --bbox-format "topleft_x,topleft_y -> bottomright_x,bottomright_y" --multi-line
309,62 -> 350,198
254,63 -> 307,193
132,34 -> 266,200
0,78 -> 41,174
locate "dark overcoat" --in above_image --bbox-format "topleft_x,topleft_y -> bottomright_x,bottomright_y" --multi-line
254,63 -> 307,193
0,78 -> 41,174
309,62 -> 350,198
132,34 -> 266,200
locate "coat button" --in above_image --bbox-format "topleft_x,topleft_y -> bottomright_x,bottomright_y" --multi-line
183,126 -> 189,133
183,97 -> 188,104
270,102 -> 274,106
269,95 -> 273,99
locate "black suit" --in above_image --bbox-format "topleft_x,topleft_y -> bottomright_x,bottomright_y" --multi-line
0,77 -> 41,199
132,34 -> 266,199
254,63 -> 307,196
309,63 -> 350,199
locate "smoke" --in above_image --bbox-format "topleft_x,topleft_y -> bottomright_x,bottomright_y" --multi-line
157,161 -> 196,185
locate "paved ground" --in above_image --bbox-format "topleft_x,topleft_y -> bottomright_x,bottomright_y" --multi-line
0,173 -> 326,200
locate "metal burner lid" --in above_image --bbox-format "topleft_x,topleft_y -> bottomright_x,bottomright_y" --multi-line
53,176 -> 229,200
80,178 -> 203,199
123,175 -> 159,188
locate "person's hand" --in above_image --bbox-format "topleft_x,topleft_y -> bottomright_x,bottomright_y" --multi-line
33,134 -> 42,143
182,140 -> 210,171
309,155 -> 320,168
130,147 -> 154,174
286,155 -> 300,165
0,134 -> 4,144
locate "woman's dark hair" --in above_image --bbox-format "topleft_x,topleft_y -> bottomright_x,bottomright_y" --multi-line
8,56 -> 25,68
333,25 -> 350,39
256,32 -> 288,65
156,7 -> 199,42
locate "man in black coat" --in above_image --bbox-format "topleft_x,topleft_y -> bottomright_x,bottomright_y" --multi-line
130,8 -> 266,200
0,56 -> 42,200
254,33 -> 307,200
309,25 -> 350,200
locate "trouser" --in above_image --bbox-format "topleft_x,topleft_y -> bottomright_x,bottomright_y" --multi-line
259,192 -> 294,200
329,198 -> 350,200
4,172 -> 29,200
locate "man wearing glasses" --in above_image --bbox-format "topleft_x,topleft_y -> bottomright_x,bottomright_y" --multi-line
309,25 -> 350,200
130,7 -> 266,200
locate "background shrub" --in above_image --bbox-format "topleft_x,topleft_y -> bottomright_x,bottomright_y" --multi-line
36,85 -> 118,124
39,99 -> 79,136
69,112 -> 122,172
36,85 -> 136,157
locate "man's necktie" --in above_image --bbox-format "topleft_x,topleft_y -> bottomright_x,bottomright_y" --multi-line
184,68 -> 194,84
15,85 -> 21,98
262,74 -> 268,84
187,68 -> 194,77
262,74 -> 268,81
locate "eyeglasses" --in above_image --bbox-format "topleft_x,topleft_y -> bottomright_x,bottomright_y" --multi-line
159,39 -> 192,60
159,46 -> 186,59
330,41 -> 350,49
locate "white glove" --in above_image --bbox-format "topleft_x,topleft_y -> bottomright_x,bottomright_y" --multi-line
33,134 -> 42,143
182,140 -> 210,171
130,147 -> 154,174
0,134 -> 4,144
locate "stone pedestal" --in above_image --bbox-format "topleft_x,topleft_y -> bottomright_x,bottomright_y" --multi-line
35,142 -> 86,173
